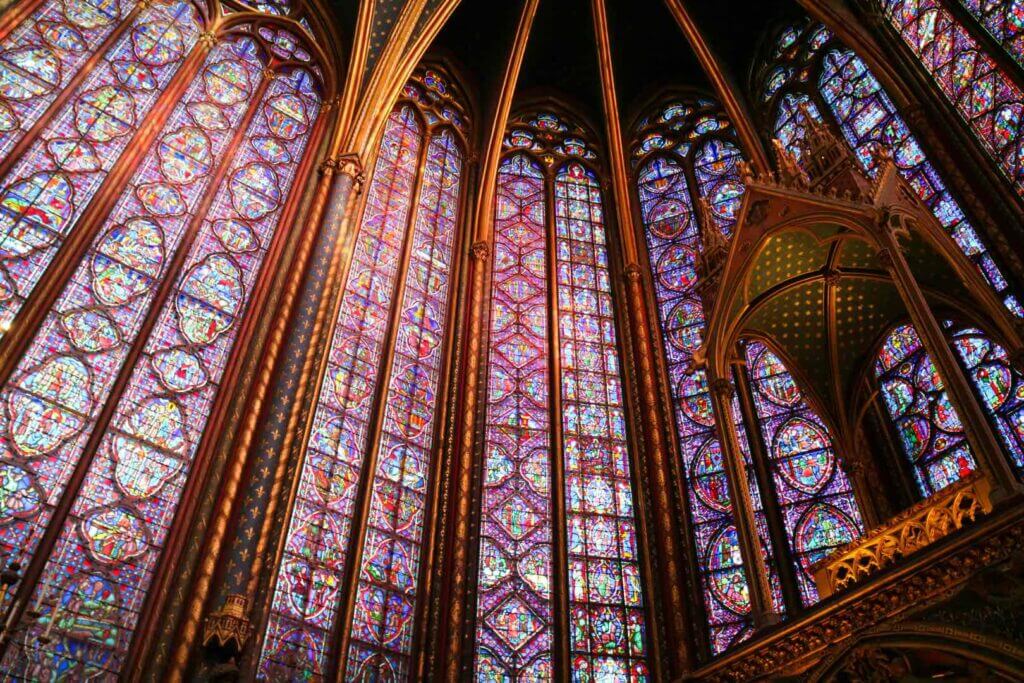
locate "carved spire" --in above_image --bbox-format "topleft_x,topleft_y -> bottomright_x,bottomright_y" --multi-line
793,104 -> 872,200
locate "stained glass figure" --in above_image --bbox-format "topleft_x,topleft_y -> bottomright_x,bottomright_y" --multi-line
742,342 -> 863,604
632,98 -> 784,654
764,22 -> 1020,315
877,0 -> 1024,195
0,0 -> 201,338
0,23 -> 322,677
959,0 -> 1024,67
260,66 -> 468,680
951,326 -> 1024,473
474,153 -> 553,681
875,325 -> 976,495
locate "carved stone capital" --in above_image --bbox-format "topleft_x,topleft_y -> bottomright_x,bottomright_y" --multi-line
623,263 -> 642,283
471,241 -> 490,261
709,377 -> 734,399
198,31 -> 217,47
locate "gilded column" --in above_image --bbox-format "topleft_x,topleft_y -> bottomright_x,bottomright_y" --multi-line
171,153 -> 364,681
591,0 -> 694,674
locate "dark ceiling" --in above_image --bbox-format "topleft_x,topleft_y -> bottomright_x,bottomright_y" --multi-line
419,0 -> 806,135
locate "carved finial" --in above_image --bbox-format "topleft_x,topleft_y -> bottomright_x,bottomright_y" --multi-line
773,138 -> 808,189
737,159 -> 756,185
709,377 -> 734,398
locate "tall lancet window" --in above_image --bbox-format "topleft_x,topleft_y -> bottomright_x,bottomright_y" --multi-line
0,3 -> 326,677
473,112 -> 649,682
875,0 -> 1024,195
259,67 -> 468,681
632,99 -> 783,654
957,0 -> 1024,66
632,97 -> 862,655
760,21 -> 1024,495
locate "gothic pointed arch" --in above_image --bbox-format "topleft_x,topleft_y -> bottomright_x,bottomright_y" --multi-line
472,103 -> 651,681
256,62 -> 470,681
0,2 -> 335,676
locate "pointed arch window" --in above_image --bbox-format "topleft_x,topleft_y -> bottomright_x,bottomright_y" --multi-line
875,0 -> 1024,195
258,67 -> 468,681
760,21 -> 1024,497
740,342 -> 862,604
874,324 -> 975,495
632,97 -> 863,655
633,99 -> 788,654
474,112 -> 649,681
0,7 -> 327,676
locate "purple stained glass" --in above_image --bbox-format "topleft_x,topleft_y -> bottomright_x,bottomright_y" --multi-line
345,129 -> 462,681
875,324 -> 976,496
816,47 -> 1019,314
555,162 -> 646,681
742,341 -> 863,604
634,101 -> 785,654
959,0 -> 1024,68
0,0 -> 137,159
259,105 -> 422,681
0,48 -> 321,680
878,0 -> 1024,196
951,326 -> 1024,473
0,32 -> 260,638
0,0 -> 201,338
474,154 -> 553,681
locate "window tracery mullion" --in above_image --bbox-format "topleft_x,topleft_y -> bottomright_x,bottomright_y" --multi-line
0,55 -> 272,665
327,119 -> 433,681
543,162 -> 572,679
728,353 -> 804,614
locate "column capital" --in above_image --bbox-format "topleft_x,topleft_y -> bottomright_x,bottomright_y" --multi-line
471,241 -> 490,261
623,263 -> 642,283
709,377 -> 734,399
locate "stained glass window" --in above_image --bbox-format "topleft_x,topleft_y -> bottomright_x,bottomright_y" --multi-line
0,19 -> 324,678
877,0 -> 1024,196
0,0 -> 138,159
556,162 -> 645,680
742,342 -> 863,604
474,154 -> 552,680
875,325 -> 975,496
959,0 -> 1024,67
259,67 -> 468,680
764,23 -> 1020,316
474,112 -> 648,680
950,326 -> 1024,473
0,0 -> 202,337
